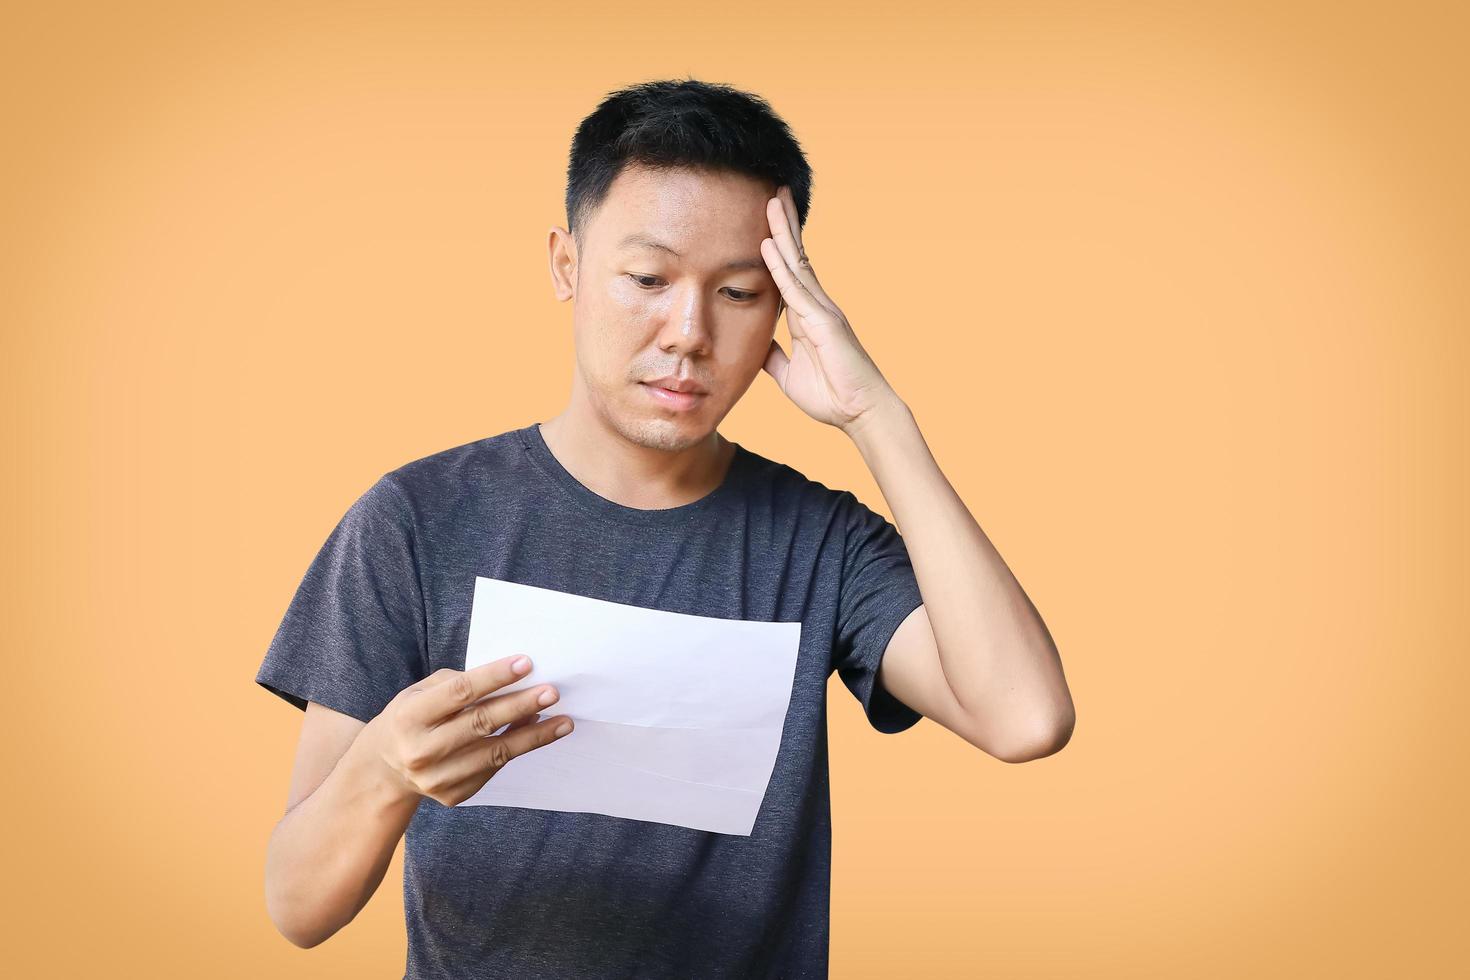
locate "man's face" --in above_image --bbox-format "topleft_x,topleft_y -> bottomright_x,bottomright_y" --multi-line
550,163 -> 784,453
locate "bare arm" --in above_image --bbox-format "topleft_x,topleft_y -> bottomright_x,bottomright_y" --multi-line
753,183 -> 1072,760
264,704 -> 418,948
848,401 -> 1075,762
262,656 -> 574,948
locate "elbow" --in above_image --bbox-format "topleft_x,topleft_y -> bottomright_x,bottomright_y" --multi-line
265,873 -> 344,950
267,903 -> 338,950
279,926 -> 328,951
266,892 -> 332,949
994,703 -> 1075,764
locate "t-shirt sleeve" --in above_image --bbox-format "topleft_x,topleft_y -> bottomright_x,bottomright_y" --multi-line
255,472 -> 430,724
831,490 -> 926,734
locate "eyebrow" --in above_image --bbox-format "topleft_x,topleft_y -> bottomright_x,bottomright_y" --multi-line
617,233 -> 766,272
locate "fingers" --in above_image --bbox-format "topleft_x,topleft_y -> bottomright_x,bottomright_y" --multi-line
483,713 -> 574,767
766,186 -> 836,311
429,679 -> 562,757
497,713 -> 573,756
408,654 -> 537,726
764,195 -> 808,280
434,713 -> 575,804
407,666 -> 460,692
760,236 -> 825,329
777,184 -> 802,252
502,711 -> 540,732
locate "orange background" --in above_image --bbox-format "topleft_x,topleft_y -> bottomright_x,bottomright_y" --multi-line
3,1 -> 1465,976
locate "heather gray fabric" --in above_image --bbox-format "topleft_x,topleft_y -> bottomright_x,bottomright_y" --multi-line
256,421 -> 925,979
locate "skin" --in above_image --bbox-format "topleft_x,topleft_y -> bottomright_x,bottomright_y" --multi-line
265,656 -> 574,948
544,162 -> 1073,764
265,157 -> 1074,950
540,163 -> 794,506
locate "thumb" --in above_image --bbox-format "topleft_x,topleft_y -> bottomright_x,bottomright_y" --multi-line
763,337 -> 790,389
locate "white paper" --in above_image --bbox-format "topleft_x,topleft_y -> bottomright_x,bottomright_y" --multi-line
457,576 -> 802,835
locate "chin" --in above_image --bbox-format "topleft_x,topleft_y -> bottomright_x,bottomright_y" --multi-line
610,397 -> 714,452
622,418 -> 709,453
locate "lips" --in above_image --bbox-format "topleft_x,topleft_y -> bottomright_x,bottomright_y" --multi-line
640,382 -> 706,411
643,375 -> 708,393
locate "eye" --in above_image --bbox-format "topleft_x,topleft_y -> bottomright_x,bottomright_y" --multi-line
626,274 -> 757,302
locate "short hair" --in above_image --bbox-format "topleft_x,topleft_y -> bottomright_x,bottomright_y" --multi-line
564,77 -> 813,248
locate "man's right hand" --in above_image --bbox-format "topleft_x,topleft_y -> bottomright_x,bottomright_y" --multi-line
359,654 -> 574,807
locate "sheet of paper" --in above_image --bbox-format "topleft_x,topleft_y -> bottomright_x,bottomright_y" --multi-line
457,576 -> 802,836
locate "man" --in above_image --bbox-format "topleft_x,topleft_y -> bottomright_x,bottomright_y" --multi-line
257,77 -> 1074,979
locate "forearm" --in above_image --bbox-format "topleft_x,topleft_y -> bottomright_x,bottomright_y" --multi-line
264,726 -> 421,948
846,397 -> 1074,753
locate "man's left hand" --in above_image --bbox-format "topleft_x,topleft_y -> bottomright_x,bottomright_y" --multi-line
759,185 -> 902,433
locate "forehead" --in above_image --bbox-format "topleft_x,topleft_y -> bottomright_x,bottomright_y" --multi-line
589,164 -> 775,248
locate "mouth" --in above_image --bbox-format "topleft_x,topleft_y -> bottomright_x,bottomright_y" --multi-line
639,382 -> 707,412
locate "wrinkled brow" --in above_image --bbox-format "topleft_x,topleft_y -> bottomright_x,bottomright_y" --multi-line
617,233 -> 766,272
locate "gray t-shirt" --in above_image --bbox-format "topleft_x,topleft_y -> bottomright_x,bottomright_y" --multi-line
256,421 -> 924,979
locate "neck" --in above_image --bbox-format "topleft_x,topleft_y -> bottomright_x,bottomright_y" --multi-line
538,400 -> 734,511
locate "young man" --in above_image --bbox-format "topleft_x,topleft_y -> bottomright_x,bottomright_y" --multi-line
257,77 -> 1073,979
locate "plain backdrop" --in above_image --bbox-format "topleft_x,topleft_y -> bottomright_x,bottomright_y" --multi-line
2,1 -> 1465,976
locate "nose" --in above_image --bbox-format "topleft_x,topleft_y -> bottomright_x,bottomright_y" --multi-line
654,283 -> 712,357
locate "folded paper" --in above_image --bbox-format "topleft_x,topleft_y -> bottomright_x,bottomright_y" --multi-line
458,576 -> 802,835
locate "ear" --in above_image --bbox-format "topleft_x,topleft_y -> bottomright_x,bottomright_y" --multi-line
548,226 -> 577,301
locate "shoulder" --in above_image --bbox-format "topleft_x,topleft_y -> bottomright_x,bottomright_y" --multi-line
372,424 -> 534,517
735,443 -> 868,527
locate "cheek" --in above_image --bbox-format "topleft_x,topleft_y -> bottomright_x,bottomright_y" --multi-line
609,277 -> 673,317
744,330 -> 775,368
608,280 -> 640,314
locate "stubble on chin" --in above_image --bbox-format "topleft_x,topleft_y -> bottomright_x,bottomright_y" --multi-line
596,386 -> 706,454
614,414 -> 704,453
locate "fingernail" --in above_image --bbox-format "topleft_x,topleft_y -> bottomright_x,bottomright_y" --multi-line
555,721 -> 572,737
538,687 -> 557,706
512,656 -> 530,673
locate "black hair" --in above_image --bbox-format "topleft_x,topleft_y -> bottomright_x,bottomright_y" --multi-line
564,77 -> 813,247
